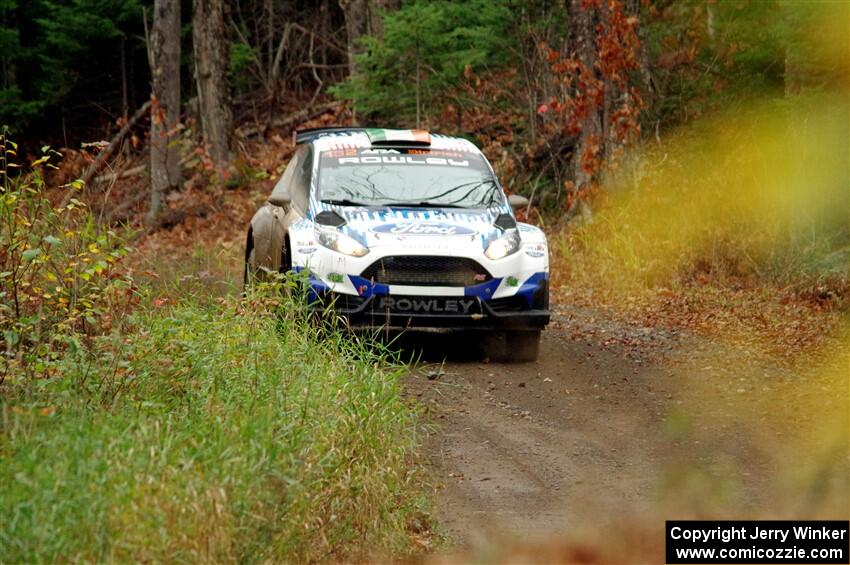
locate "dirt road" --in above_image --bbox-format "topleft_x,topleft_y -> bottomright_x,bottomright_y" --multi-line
405,304 -> 848,556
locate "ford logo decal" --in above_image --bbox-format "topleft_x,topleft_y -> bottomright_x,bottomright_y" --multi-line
370,222 -> 477,236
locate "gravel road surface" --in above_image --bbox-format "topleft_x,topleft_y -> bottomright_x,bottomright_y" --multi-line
404,305 -> 848,556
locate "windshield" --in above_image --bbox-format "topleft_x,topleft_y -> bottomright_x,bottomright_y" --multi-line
318,147 -> 503,208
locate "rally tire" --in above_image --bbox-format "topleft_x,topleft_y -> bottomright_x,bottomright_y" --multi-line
243,246 -> 257,289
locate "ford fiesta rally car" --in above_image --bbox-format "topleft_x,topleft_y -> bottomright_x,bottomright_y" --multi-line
245,127 -> 549,361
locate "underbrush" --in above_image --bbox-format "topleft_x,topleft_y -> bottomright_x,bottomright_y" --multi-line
0,140 -> 429,562
551,96 -> 849,355
0,134 -> 134,383
1,288 -> 428,562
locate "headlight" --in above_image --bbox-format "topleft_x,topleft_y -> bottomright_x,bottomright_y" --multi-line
485,229 -> 521,260
314,226 -> 369,257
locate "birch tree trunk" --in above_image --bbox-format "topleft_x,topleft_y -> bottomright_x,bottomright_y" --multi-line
148,0 -> 181,224
193,0 -> 232,167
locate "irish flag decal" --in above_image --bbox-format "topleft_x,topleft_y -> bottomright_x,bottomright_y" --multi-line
365,128 -> 431,145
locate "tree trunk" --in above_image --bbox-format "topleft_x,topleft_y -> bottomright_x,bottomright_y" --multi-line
266,0 -> 274,83
120,38 -> 129,121
370,0 -> 399,38
568,0 -> 602,198
340,0 -> 399,75
320,0 -> 329,68
340,0 -> 369,77
193,0 -> 232,167
148,0 -> 181,224
415,59 -> 421,129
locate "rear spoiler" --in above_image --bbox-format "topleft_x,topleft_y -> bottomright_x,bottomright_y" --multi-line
293,127 -> 431,147
293,127 -> 368,145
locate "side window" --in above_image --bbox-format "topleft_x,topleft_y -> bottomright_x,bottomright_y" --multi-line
290,146 -> 312,213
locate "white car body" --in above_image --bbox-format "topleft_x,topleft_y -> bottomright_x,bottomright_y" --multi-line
246,128 -> 549,358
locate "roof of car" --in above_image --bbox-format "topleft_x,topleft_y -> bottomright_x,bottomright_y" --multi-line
295,127 -> 481,154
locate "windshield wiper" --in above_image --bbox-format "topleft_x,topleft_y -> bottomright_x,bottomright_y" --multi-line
321,198 -> 369,207
381,201 -> 465,209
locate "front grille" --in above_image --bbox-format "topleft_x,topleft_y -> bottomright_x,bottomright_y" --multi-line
360,256 -> 491,287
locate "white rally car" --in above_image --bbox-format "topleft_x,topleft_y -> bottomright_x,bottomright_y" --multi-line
245,127 -> 549,361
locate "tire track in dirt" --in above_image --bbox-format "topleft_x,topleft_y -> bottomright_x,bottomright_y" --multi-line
406,313 -> 676,546
403,305 -> 843,553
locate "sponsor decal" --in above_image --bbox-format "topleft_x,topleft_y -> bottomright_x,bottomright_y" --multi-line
298,247 -> 317,254
371,221 -> 477,236
378,297 -> 478,314
322,148 -> 469,159
321,147 -> 483,170
336,156 -> 470,167
524,243 -> 546,258
365,128 -> 431,145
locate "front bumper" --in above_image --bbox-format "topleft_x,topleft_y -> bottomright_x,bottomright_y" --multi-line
308,275 -> 550,331
291,234 -> 551,331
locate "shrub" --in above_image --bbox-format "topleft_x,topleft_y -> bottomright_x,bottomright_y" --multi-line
0,133 -> 134,384
554,97 -> 849,298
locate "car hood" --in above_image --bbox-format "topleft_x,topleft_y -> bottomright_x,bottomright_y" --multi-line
326,205 -> 508,251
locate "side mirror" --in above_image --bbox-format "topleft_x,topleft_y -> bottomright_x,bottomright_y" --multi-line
268,191 -> 291,207
507,194 -> 529,211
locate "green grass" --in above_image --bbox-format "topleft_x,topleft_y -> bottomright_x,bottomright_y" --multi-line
0,285 -> 429,562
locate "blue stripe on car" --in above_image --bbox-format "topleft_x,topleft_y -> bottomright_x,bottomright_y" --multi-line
292,266 -> 330,303
515,272 -> 548,308
464,277 -> 502,299
347,275 -> 390,298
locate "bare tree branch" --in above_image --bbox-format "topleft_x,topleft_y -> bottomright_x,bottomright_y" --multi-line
61,100 -> 152,207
